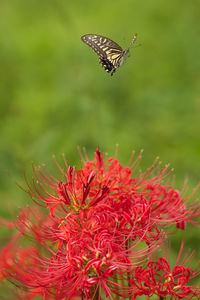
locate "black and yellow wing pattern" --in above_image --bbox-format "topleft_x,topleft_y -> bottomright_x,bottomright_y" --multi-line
81,34 -> 137,76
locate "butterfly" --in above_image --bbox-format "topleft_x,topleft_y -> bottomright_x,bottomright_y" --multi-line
81,34 -> 137,76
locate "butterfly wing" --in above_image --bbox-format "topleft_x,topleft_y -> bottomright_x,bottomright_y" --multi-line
81,34 -> 124,75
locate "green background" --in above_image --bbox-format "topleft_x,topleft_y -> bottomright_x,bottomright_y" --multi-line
0,0 -> 200,296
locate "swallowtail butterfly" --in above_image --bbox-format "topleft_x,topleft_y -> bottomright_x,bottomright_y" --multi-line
81,34 -> 137,76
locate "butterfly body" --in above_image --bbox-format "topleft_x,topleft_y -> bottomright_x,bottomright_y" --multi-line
81,34 -> 137,76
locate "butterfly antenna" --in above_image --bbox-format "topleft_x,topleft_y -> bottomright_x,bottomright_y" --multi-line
124,34 -> 137,55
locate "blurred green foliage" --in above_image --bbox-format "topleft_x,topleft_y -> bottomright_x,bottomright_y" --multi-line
0,0 -> 200,295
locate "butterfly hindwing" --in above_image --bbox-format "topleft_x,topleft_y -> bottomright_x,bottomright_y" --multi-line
99,57 -> 115,75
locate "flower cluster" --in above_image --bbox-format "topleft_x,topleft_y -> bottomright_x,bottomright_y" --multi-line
131,242 -> 200,299
0,149 -> 199,299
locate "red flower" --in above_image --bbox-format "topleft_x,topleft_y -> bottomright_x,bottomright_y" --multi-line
132,242 -> 200,299
0,148 -> 199,299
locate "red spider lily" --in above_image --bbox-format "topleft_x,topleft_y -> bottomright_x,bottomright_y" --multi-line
25,149 -> 200,227
131,242 -> 200,299
0,148 -> 199,299
0,233 -> 20,281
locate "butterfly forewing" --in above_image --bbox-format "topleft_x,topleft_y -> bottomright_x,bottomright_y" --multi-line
81,34 -> 123,55
81,34 -> 137,75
